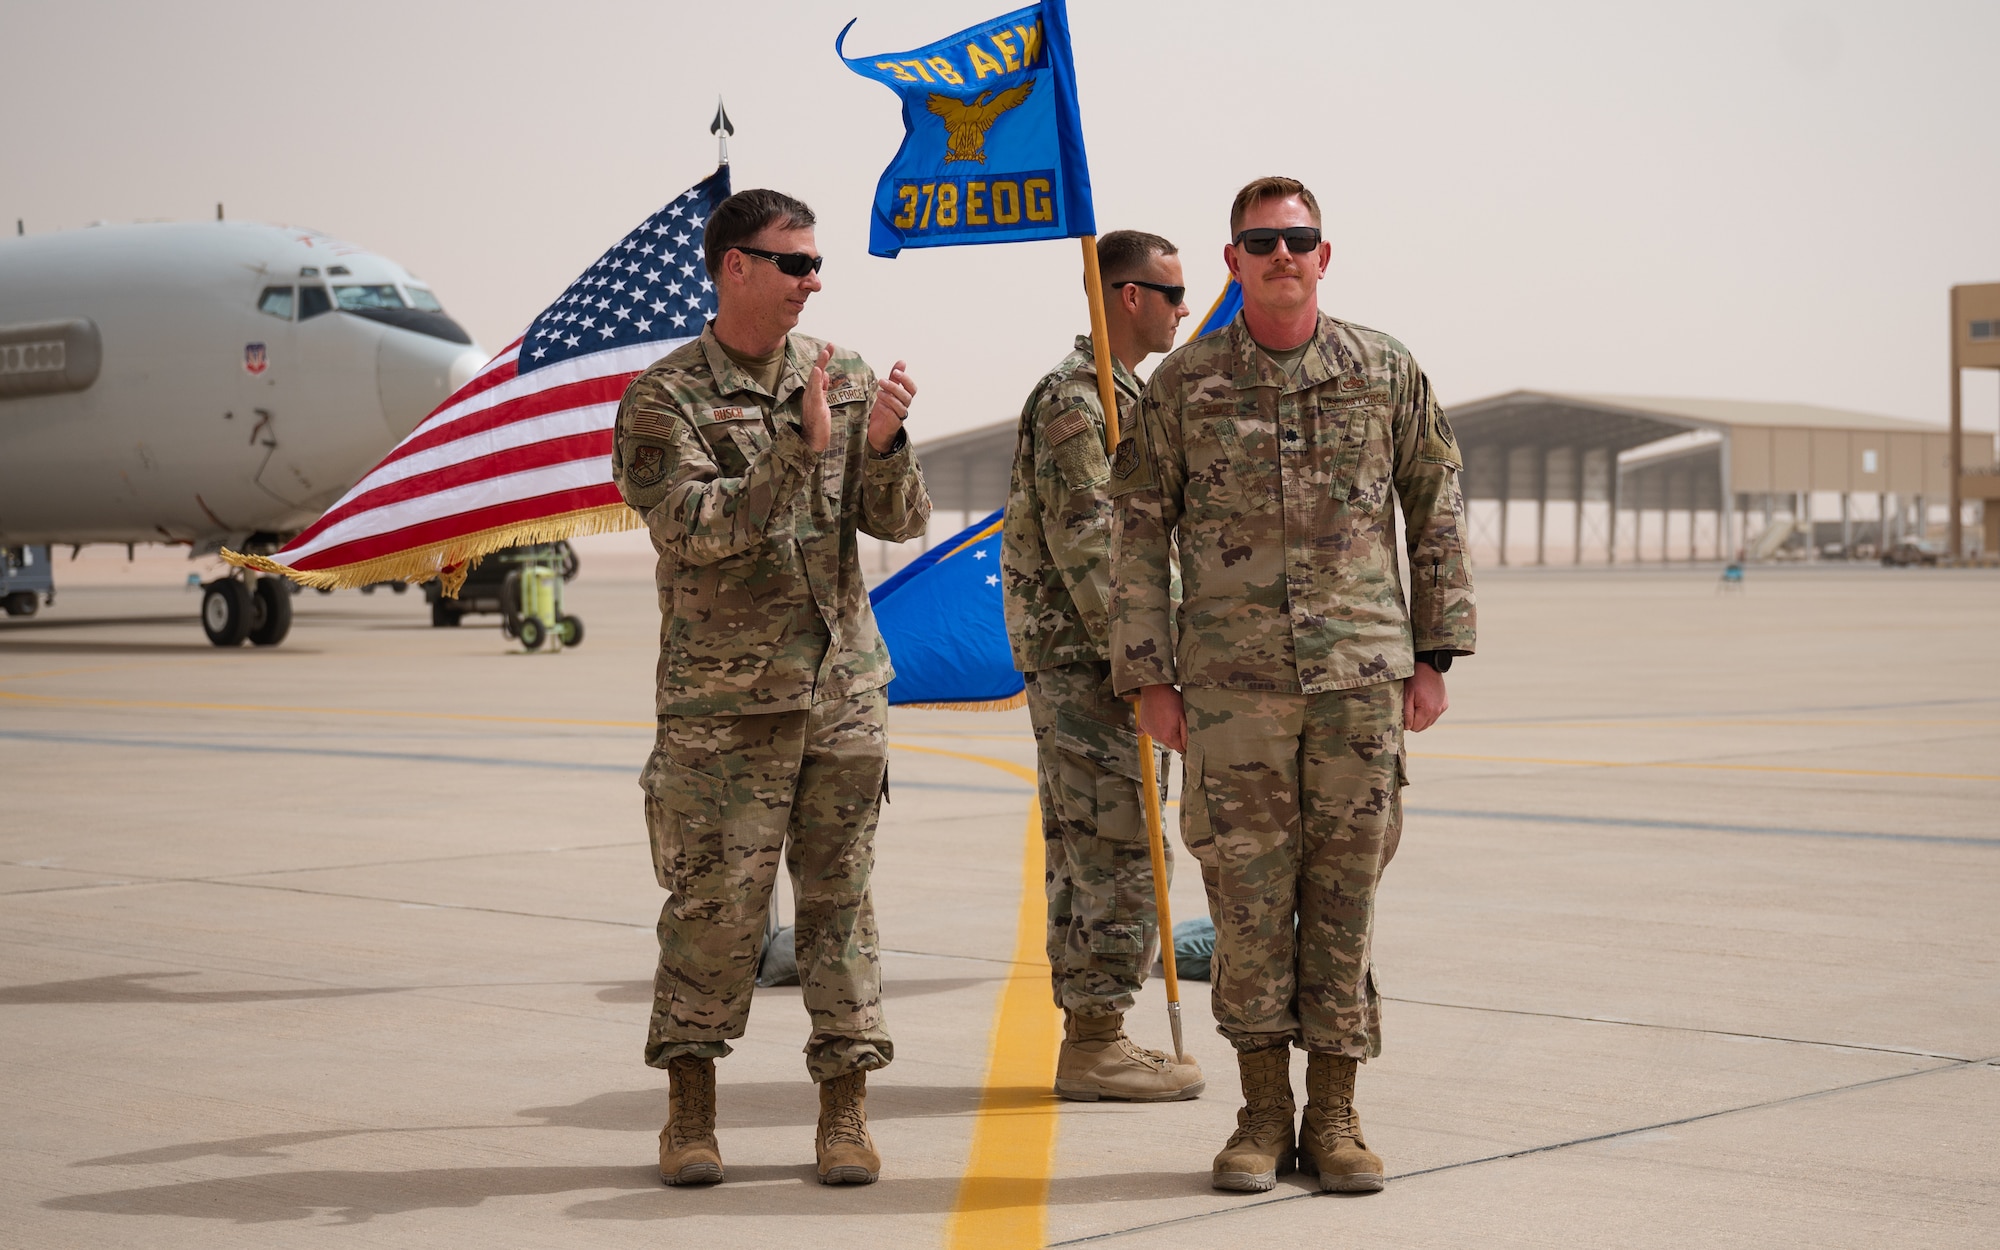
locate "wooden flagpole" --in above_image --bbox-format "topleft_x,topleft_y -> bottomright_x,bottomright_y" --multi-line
1078,235 -> 1186,1063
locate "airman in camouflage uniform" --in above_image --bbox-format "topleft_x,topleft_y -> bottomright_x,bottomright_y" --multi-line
1109,179 -> 1475,1194
1003,232 -> 1205,1102
612,188 -> 931,1189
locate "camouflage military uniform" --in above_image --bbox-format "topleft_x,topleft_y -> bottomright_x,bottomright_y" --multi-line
1108,312 -> 1475,1058
613,325 -> 931,1082
1002,336 -> 1172,1019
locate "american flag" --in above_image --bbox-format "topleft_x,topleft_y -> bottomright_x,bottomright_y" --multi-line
226,166 -> 730,591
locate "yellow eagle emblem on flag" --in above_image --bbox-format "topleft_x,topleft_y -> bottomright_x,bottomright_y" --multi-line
926,80 -> 1035,165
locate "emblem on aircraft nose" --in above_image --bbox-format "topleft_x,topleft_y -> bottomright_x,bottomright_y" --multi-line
244,342 -> 268,375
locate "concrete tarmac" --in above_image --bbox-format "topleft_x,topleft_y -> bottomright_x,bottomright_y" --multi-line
2,564 -> 1996,1247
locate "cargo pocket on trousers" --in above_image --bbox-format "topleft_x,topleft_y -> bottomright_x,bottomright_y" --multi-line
1054,710 -> 1146,843
639,750 -> 736,897
1179,742 -> 1218,867
1383,745 -> 1408,870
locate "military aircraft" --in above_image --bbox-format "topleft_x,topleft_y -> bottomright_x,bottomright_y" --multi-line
0,217 -> 486,646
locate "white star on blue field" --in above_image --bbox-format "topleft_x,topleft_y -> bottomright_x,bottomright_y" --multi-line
519,167 -> 729,372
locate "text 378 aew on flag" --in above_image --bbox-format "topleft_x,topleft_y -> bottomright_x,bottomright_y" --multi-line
224,167 -> 731,592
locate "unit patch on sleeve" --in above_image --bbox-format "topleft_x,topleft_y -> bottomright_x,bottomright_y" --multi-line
627,443 -> 669,488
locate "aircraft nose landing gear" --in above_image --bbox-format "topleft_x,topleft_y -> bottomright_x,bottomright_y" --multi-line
202,574 -> 293,647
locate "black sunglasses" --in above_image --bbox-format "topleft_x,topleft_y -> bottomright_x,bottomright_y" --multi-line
734,245 -> 824,277
1112,279 -> 1186,305
1232,227 -> 1322,255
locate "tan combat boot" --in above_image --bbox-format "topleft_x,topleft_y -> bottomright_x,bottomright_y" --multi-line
1212,1043 -> 1296,1192
815,1070 -> 881,1185
659,1055 -> 723,1186
1054,1010 -> 1206,1102
1297,1052 -> 1385,1193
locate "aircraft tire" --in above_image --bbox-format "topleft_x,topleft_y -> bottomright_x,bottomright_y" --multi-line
3,591 -> 39,618
249,578 -> 293,647
431,602 -> 463,628
518,617 -> 545,650
558,615 -> 583,647
202,580 -> 252,647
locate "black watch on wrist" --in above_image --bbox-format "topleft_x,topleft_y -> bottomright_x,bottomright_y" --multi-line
1416,650 -> 1453,673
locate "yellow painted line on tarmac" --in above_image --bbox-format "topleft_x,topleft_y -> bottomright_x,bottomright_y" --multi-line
0,663 -> 161,684
0,689 -> 652,730
889,740 -> 1035,782
944,800 -> 1059,1249
889,742 -> 1062,1249
1413,751 -> 2000,783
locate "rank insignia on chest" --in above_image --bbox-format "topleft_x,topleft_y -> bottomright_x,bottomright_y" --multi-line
628,443 -> 668,488
1339,375 -> 1368,392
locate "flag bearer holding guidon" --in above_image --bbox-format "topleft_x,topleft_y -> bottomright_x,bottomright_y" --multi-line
1001,230 -> 1205,1102
1109,177 -> 1477,1194
840,0 -> 1203,1104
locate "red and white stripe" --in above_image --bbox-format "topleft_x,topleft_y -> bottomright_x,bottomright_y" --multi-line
267,335 -> 693,577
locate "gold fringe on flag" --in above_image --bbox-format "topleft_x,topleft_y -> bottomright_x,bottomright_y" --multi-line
897,691 -> 1028,713
219,503 -> 643,597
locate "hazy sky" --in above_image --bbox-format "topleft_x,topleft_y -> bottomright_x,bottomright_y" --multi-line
7,0 -> 1998,440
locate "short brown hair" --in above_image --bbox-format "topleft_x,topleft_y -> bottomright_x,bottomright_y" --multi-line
1096,230 -> 1177,285
704,188 -> 816,277
1229,176 -> 1321,235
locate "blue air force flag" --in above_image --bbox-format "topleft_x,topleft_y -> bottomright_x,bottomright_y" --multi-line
836,0 -> 1095,258
1194,279 -> 1243,339
870,510 -> 1023,709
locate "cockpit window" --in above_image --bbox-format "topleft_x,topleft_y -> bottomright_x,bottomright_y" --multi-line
405,286 -> 445,313
299,285 -> 333,320
333,284 -> 407,311
257,286 -> 295,320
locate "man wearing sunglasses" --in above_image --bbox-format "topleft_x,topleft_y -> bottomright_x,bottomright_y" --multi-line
1107,177 -> 1476,1194
611,188 -> 932,1190
1000,230 -> 1204,1104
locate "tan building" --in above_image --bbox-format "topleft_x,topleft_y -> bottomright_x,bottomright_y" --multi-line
1951,282 -> 2000,556
1450,392 -> 1996,563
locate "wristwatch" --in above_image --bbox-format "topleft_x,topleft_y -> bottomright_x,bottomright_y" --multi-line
1415,650 -> 1454,673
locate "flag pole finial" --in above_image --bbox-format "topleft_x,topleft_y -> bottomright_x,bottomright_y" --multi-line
710,97 -> 735,166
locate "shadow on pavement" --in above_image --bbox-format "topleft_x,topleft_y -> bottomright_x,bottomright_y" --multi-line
0,615 -> 199,630
0,639 -> 236,655
592,975 -> 999,1005
0,972 -> 399,1006
46,1159 -> 1256,1226
519,1080 -> 993,1132
43,1165 -> 660,1224
76,1126 -> 518,1168
64,1081 -> 1001,1174
564,1170 -> 963,1220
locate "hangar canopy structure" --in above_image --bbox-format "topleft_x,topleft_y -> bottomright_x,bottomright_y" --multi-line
912,392 -> 1997,566
1451,392 -> 1995,563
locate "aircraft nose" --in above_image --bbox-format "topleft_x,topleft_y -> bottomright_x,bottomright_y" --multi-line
377,333 -> 488,439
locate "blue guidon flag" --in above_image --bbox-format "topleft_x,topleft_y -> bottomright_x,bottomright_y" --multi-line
869,510 -> 1023,709
1193,279 -> 1243,339
837,0 -> 1094,258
